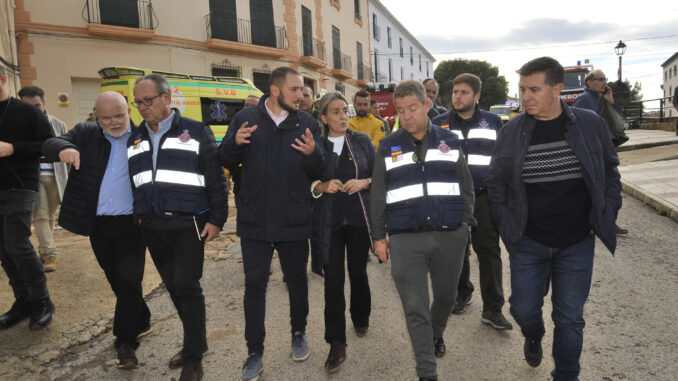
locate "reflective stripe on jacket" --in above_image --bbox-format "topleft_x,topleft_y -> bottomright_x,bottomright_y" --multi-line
379,125 -> 465,234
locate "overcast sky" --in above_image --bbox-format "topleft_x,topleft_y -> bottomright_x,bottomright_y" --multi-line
380,0 -> 678,110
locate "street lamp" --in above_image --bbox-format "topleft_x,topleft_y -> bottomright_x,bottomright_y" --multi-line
614,40 -> 627,81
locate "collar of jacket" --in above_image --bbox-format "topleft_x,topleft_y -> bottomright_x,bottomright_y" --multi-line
519,99 -> 577,133
256,94 -> 301,129
137,108 -> 182,138
583,87 -> 602,99
451,103 -> 481,125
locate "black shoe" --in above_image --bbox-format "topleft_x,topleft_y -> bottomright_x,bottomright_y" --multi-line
28,298 -> 54,330
451,293 -> 472,315
523,337 -> 543,367
433,337 -> 445,358
615,224 -> 628,235
0,299 -> 31,329
137,322 -> 153,339
117,342 -> 138,370
419,377 -> 438,381
179,361 -> 204,381
481,311 -> 514,330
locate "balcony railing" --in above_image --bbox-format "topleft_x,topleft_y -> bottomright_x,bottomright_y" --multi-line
300,34 -> 325,61
83,0 -> 157,29
358,64 -> 372,81
206,13 -> 287,50
333,49 -> 352,73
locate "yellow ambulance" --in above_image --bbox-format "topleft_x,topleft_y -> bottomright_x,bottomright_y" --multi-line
97,66 -> 263,141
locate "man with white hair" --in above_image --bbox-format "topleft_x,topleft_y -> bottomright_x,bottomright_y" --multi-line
42,91 -> 152,370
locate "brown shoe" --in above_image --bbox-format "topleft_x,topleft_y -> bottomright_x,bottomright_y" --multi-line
355,326 -> 368,337
43,256 -> 56,272
168,350 -> 183,369
179,361 -> 203,381
324,341 -> 347,374
169,345 -> 208,369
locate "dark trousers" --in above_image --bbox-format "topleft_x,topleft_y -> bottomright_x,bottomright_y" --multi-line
89,215 -> 150,347
143,223 -> 206,361
456,191 -> 505,313
509,234 -> 595,381
241,238 -> 309,355
0,189 -> 49,302
324,225 -> 371,343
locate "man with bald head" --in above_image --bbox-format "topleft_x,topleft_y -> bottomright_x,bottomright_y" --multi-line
43,91 -> 151,369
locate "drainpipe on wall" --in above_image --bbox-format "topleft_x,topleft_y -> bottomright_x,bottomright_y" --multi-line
6,0 -> 21,93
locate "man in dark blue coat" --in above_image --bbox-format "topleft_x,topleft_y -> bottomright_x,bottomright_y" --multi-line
432,73 -> 511,330
219,67 -> 325,380
487,57 -> 621,381
42,91 -> 151,370
128,74 -> 228,381
573,69 -> 628,235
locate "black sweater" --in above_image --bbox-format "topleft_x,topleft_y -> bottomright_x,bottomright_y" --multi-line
0,97 -> 53,191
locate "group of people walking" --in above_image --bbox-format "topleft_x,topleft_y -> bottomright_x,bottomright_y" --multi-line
0,55 -> 622,381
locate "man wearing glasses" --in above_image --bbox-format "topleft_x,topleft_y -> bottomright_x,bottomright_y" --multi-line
42,91 -> 151,370
573,70 -> 628,235
127,74 -> 228,381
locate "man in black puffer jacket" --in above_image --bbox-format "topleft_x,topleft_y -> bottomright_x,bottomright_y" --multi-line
42,91 -> 151,370
219,67 -> 325,379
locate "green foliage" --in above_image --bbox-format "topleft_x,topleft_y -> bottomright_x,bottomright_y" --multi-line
433,59 -> 508,110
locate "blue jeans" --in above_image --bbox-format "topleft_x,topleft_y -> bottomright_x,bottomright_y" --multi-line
508,234 -> 595,381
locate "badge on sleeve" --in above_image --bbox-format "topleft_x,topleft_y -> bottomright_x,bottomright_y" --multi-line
391,145 -> 403,162
437,140 -> 450,153
133,134 -> 142,149
178,129 -> 191,143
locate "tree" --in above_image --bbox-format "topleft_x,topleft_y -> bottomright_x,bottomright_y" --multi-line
608,79 -> 643,118
433,59 -> 508,110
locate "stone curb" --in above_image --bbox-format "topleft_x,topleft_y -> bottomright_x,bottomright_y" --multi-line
621,180 -> 678,223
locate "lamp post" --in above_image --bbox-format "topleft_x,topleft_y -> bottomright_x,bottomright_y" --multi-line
614,40 -> 627,82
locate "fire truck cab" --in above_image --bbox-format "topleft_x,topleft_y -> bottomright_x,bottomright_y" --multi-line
560,62 -> 593,105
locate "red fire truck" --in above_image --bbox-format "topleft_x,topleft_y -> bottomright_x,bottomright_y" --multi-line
370,84 -> 397,128
560,62 -> 593,104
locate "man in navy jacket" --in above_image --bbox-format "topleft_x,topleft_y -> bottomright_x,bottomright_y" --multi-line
42,91 -> 151,370
219,67 -> 325,380
487,57 -> 621,381
432,73 -> 511,330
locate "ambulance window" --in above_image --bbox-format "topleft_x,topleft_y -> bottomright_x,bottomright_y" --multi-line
200,98 -> 244,125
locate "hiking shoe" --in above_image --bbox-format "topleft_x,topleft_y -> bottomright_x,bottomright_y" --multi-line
451,293 -> 472,315
433,337 -> 446,358
241,353 -> 263,380
116,342 -> 138,370
291,331 -> 310,362
481,311 -> 513,330
615,225 -> 629,235
524,337 -> 543,367
43,256 -> 57,272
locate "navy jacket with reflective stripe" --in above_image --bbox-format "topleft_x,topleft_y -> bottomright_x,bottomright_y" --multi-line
379,125 -> 465,234
127,110 -> 227,227
431,105 -> 501,191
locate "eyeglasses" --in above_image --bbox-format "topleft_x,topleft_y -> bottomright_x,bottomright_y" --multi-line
132,93 -> 162,108
590,77 -> 607,82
